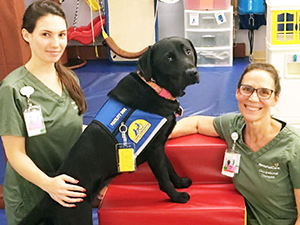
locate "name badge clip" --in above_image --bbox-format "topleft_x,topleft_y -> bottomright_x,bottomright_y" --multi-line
20,86 -> 47,137
221,132 -> 241,177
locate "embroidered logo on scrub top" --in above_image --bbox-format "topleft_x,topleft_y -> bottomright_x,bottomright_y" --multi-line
258,163 -> 280,179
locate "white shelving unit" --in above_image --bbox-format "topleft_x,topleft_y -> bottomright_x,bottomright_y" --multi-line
184,6 -> 233,67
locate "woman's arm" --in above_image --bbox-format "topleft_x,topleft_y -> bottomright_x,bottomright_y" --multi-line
294,189 -> 300,225
2,135 -> 86,207
169,115 -> 219,139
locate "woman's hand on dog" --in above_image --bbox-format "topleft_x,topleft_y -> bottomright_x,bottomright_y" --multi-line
43,174 -> 87,207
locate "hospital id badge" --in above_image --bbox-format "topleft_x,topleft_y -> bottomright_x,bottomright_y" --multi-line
116,143 -> 136,173
24,105 -> 46,137
221,150 -> 241,177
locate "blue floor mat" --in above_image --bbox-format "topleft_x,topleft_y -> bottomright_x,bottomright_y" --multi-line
74,58 -> 248,124
0,209 -> 7,225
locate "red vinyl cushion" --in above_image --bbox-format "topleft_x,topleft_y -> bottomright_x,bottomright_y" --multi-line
100,134 -> 246,225
112,134 -> 231,185
98,184 -> 246,225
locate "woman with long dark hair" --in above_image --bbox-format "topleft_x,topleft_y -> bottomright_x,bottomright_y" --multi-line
0,1 -> 87,224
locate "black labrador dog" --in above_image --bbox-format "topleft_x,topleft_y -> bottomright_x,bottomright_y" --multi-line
20,36 -> 200,225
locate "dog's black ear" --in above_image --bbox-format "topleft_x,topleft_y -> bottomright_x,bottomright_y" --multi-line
187,39 -> 197,66
138,46 -> 152,81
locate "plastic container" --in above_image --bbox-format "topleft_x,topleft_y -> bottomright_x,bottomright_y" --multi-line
185,10 -> 232,29
184,0 -> 231,10
186,31 -> 231,47
238,0 -> 265,14
196,48 -> 232,66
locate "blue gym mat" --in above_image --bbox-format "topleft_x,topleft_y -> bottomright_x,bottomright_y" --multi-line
75,58 -> 247,125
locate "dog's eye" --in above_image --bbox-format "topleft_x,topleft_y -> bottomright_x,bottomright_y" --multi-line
186,49 -> 192,55
167,56 -> 173,62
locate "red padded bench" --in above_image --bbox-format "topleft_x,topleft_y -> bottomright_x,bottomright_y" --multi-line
98,134 -> 246,225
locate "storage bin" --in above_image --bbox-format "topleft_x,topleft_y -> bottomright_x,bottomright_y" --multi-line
197,48 -> 232,66
186,31 -> 231,47
184,0 -> 231,10
238,0 -> 265,14
185,10 -> 232,29
184,7 -> 233,67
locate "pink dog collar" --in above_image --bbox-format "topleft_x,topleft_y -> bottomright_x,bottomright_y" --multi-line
137,71 -> 175,101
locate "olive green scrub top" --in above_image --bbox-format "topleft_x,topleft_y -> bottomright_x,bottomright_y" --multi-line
214,113 -> 300,225
0,66 -> 83,224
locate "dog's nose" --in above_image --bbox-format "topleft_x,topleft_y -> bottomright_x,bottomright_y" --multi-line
187,67 -> 200,83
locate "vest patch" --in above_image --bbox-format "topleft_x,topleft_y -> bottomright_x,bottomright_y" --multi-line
128,119 -> 151,144
94,99 -> 167,156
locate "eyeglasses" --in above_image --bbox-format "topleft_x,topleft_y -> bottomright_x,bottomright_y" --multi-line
239,84 -> 274,99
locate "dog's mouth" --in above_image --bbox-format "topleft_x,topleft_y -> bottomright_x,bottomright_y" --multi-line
191,75 -> 200,84
187,67 -> 200,84
153,67 -> 200,98
175,82 -> 197,97
178,90 -> 186,97
183,67 -> 200,85
177,68 -> 200,97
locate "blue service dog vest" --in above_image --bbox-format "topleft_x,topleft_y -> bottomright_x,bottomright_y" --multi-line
94,99 -> 167,156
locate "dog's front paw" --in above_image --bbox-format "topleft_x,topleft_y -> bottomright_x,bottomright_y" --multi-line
171,192 -> 190,203
173,177 -> 192,189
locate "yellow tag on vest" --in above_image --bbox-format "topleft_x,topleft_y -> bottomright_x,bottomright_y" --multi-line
118,148 -> 135,172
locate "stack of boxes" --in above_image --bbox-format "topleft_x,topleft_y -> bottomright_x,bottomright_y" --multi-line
184,0 -> 233,66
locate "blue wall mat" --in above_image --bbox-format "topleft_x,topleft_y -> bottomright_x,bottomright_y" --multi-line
0,209 -> 7,225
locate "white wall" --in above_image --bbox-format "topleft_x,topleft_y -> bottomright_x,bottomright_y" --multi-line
235,22 -> 266,55
157,1 -> 185,39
